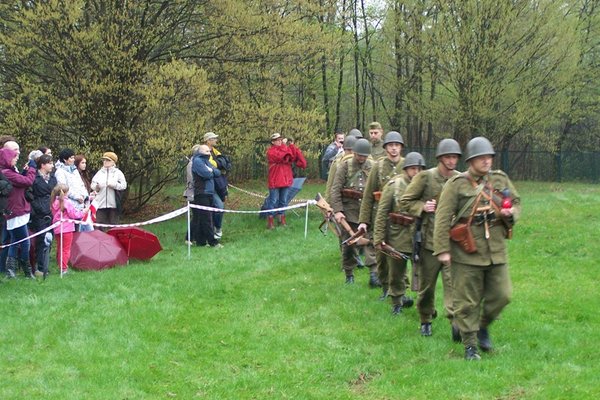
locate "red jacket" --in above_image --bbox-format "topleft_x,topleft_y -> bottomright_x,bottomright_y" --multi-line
267,144 -> 306,189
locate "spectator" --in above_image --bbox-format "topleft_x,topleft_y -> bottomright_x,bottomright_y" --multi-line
203,132 -> 232,240
30,154 -> 57,277
73,154 -> 94,232
183,144 -> 202,244
91,152 -> 127,227
191,145 -> 222,247
0,147 -> 37,278
51,183 -> 88,274
321,130 -> 345,179
265,133 -> 306,229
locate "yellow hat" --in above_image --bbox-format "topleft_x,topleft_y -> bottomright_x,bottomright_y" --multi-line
102,151 -> 118,163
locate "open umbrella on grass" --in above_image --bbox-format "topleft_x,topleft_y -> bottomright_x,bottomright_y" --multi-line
107,226 -> 162,260
70,230 -> 128,271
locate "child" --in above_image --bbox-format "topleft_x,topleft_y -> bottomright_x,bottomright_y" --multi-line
51,183 -> 88,274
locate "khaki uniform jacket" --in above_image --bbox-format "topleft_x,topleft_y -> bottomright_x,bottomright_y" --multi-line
399,167 -> 460,251
359,156 -> 404,225
330,157 -> 373,223
373,173 -> 414,252
325,152 -> 352,202
433,170 -> 521,266
371,140 -> 385,160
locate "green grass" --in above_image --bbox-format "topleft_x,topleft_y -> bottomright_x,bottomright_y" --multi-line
1,181 -> 599,399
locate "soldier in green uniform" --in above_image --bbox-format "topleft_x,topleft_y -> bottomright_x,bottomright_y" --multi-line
325,135 -> 358,202
358,131 -> 410,296
368,122 -> 385,160
400,139 -> 462,339
373,152 -> 426,314
433,137 -> 520,360
330,138 -> 377,285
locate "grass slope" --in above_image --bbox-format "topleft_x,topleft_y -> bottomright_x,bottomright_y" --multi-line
1,181 -> 599,399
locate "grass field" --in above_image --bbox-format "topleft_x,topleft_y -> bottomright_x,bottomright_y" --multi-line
1,180 -> 599,399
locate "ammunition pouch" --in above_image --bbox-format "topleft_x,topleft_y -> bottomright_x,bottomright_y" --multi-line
389,212 -> 415,226
341,188 -> 363,200
449,222 -> 477,254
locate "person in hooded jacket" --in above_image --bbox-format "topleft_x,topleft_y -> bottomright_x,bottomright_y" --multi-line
0,147 -> 37,278
192,145 -> 222,247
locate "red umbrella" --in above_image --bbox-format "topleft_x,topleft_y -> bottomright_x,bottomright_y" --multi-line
70,230 -> 128,271
107,226 -> 162,260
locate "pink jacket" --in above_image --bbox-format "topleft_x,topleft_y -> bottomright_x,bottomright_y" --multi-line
52,198 -> 85,234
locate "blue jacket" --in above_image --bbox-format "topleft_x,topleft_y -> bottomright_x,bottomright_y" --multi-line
192,154 -> 221,195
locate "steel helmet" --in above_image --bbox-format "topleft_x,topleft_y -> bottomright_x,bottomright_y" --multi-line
353,138 -> 372,156
465,137 -> 495,161
403,152 -> 426,169
435,138 -> 462,158
383,131 -> 404,147
343,135 -> 358,150
348,128 -> 363,138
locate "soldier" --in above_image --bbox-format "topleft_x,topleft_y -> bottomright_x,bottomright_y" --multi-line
358,131 -> 411,298
368,122 -> 385,160
325,135 -> 358,202
400,138 -> 462,339
330,138 -> 377,285
373,152 -> 426,314
434,137 -> 520,361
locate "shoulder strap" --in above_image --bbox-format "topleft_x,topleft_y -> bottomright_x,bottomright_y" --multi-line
451,173 -> 485,227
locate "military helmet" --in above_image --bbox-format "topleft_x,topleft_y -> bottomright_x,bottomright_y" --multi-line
435,138 -> 462,158
465,137 -> 495,161
353,138 -> 372,156
383,131 -> 404,147
403,152 -> 426,169
348,128 -> 363,138
343,135 -> 357,150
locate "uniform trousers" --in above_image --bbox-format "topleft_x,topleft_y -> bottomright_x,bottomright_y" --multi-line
387,254 -> 409,304
451,261 -> 512,347
416,248 -> 454,323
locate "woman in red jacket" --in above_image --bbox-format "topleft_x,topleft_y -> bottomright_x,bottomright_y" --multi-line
265,133 -> 305,229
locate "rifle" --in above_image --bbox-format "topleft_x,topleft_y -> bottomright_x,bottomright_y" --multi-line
380,242 -> 410,261
315,193 -> 369,245
411,217 -> 423,292
340,226 -> 370,246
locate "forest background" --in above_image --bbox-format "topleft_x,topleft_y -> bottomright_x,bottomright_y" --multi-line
1,0 -> 599,210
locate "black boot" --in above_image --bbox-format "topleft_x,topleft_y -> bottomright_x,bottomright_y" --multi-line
5,257 -> 17,279
345,275 -> 355,284
451,322 -> 462,343
378,288 -> 388,301
477,327 -> 493,352
420,322 -> 432,336
400,295 -> 414,308
465,345 -> 481,361
368,272 -> 381,288
392,304 -> 403,315
20,259 -> 36,279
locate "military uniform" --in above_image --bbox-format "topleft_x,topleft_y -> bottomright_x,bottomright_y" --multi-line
330,156 -> 376,280
359,156 -> 404,291
434,169 -> 520,351
373,173 -> 414,309
325,151 -> 352,202
400,167 -> 459,324
371,139 -> 385,160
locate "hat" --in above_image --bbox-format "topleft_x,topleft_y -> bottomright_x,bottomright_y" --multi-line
271,133 -> 282,141
368,121 -> 382,130
203,132 -> 219,142
102,151 -> 118,163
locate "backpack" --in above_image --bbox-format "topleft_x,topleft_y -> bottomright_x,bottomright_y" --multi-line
0,171 -> 13,217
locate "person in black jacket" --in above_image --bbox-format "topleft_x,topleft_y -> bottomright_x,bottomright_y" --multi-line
30,154 -> 57,277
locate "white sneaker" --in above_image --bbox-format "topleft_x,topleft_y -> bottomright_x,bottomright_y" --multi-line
214,228 -> 222,240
